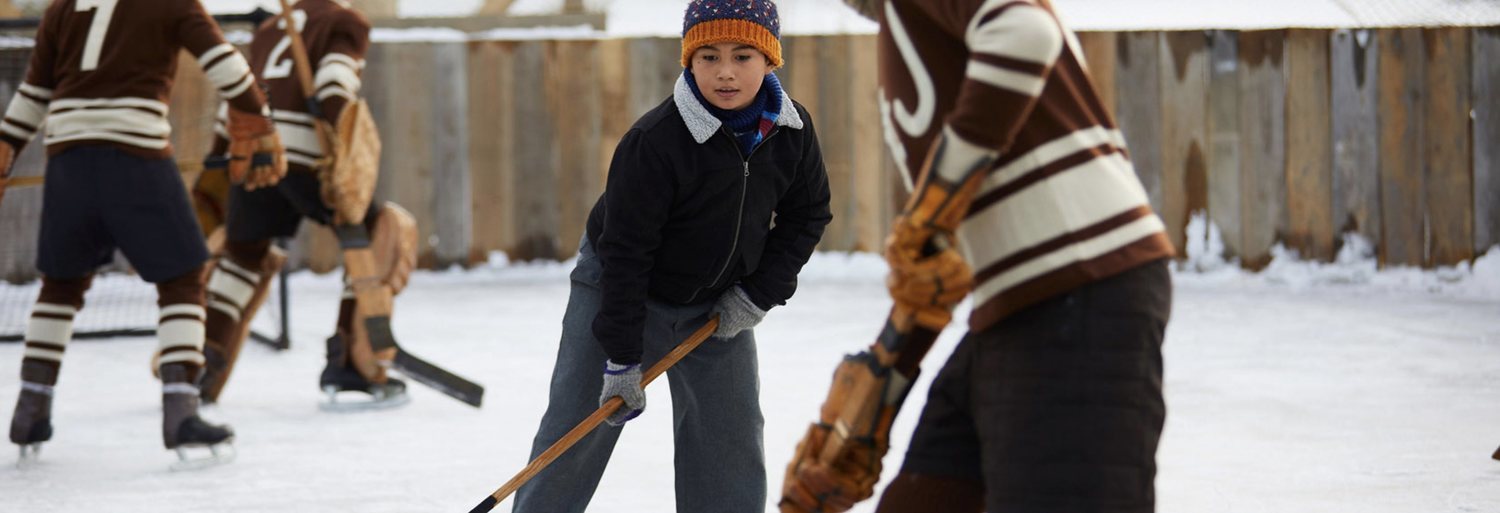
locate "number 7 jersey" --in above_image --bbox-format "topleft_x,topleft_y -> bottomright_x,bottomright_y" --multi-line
0,0 -> 267,159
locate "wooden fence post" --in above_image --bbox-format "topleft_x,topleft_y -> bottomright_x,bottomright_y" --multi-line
1474,27 -> 1500,255
1207,30 -> 1242,260
1238,30 -> 1288,269
1422,28 -> 1473,266
1159,30 -> 1209,256
1378,29 -> 1426,267
1330,29 -> 1381,251
1284,29 -> 1334,261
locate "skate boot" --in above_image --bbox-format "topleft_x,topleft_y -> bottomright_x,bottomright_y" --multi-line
161,363 -> 235,471
319,332 -> 408,412
11,361 -> 57,467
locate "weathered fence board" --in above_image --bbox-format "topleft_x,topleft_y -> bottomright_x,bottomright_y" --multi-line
1238,30 -> 1287,269
1077,31 -> 1118,118
467,40 -> 518,262
1159,31 -> 1208,255
1330,29 -> 1381,250
816,36 -> 856,251
1422,28 -> 1472,266
1378,29 -> 1426,267
1207,30 -> 1242,259
548,40 -> 603,258
510,41 -> 561,261
849,34 -> 887,252
1284,29 -> 1334,261
1116,32 -> 1163,215
1475,27 -> 1500,254
430,42 -> 473,266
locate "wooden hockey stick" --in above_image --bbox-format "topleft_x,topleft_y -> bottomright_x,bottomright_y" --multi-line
275,0 -> 337,157
467,315 -> 721,513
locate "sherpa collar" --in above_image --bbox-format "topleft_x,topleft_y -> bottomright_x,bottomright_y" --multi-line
674,72 -> 803,145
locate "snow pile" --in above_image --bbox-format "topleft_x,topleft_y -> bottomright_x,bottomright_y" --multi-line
1175,213 -> 1500,301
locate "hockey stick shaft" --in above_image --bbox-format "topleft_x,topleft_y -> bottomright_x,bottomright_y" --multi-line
468,315 -> 721,513
275,0 -> 337,156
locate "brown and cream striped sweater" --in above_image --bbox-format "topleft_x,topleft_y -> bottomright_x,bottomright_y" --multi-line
875,0 -> 1174,332
0,0 -> 266,159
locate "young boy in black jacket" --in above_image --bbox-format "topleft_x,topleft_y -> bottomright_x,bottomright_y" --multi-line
513,1 -> 831,511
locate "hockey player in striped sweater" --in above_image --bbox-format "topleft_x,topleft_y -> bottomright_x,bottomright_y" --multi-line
2,0 -> 285,467
195,0 -> 417,410
782,0 -> 1174,511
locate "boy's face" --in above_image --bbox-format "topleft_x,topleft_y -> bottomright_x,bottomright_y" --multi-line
689,42 -> 771,111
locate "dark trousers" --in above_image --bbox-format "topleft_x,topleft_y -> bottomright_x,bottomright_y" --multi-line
889,259 -> 1172,513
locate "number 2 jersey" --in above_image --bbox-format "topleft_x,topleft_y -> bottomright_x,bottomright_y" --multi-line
235,0 -> 371,171
0,0 -> 267,159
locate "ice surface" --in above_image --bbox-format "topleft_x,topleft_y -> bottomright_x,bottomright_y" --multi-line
1,246 -> 1497,511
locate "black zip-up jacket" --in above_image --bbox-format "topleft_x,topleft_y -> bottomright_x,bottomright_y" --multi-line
587,81 -> 832,365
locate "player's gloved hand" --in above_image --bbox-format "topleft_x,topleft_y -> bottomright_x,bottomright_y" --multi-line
0,142 -> 13,208
227,107 -> 287,191
780,353 -> 892,513
711,286 -> 766,339
600,360 -> 645,426
884,214 -> 973,331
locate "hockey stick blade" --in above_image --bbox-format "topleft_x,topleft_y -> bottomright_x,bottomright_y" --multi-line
393,350 -> 484,408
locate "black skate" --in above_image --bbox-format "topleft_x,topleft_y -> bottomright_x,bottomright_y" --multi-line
11,382 -> 53,468
12,361 -> 58,468
162,365 -> 235,471
319,364 -> 410,412
319,333 -> 409,413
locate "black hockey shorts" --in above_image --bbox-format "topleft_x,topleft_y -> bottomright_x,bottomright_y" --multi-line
226,168 -> 331,242
36,145 -> 208,283
898,258 -> 1171,513
226,168 -> 381,242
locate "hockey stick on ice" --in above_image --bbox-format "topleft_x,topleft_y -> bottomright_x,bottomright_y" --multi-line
467,315 -> 721,513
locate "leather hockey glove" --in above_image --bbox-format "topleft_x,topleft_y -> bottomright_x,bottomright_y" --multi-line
600,360 -> 645,426
781,351 -> 903,513
0,142 -> 12,208
883,215 -> 974,332
227,108 -> 287,191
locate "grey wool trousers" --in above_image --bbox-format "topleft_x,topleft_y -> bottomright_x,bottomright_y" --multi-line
512,237 -> 767,513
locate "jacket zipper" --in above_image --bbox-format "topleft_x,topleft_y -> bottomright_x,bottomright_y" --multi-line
692,126 -> 780,302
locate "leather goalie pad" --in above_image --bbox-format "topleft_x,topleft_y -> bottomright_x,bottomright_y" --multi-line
199,246 -> 286,401
344,202 -> 417,383
781,351 -> 906,513
321,99 -> 381,225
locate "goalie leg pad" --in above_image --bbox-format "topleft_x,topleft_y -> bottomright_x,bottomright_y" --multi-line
341,202 -> 417,384
197,244 -> 286,402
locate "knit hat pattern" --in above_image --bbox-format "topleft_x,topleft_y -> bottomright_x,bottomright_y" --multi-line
681,0 -> 783,69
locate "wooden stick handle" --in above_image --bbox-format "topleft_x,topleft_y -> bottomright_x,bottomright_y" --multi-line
274,0 -> 336,156
468,315 -> 721,513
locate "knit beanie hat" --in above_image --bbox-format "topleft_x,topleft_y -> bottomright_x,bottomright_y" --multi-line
681,0 -> 783,69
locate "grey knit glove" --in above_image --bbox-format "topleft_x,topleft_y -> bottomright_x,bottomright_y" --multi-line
711,286 -> 767,339
600,360 -> 645,426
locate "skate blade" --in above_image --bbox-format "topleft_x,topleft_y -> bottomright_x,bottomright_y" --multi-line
168,442 -> 236,472
16,444 -> 42,469
318,388 -> 411,413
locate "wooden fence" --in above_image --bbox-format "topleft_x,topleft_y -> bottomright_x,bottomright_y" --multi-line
1,29 -> 1496,281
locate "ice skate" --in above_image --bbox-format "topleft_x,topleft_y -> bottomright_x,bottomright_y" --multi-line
11,363 -> 56,468
319,333 -> 409,412
319,362 -> 410,412
162,365 -> 235,471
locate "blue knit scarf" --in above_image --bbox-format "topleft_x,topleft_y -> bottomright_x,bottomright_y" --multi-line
684,69 -> 783,155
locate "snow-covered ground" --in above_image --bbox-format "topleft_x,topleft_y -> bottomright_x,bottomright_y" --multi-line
1,244 -> 1498,512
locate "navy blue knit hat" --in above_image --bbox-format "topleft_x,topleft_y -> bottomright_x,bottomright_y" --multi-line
681,0 -> 782,68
